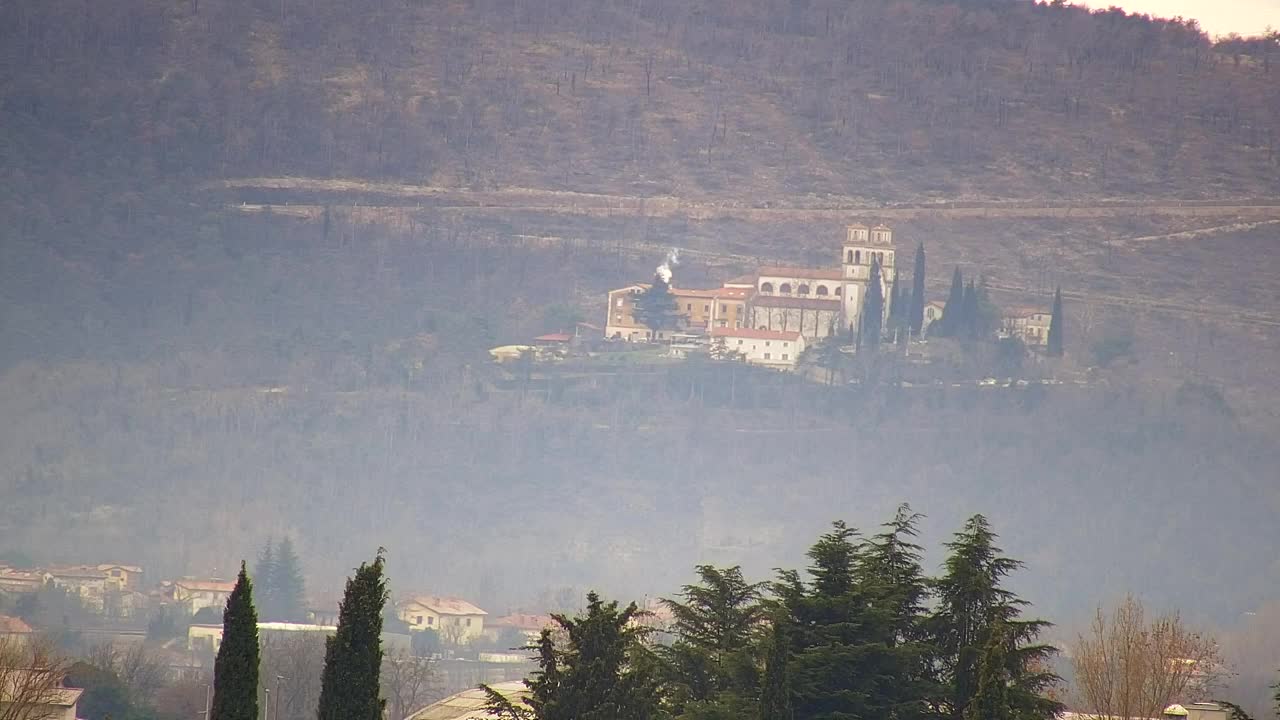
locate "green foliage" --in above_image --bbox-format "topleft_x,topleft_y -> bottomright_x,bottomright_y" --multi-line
910,244 -> 927,337
1047,289 -> 1064,357
861,258 -> 885,350
482,591 -> 664,720
633,277 -> 682,334
211,563 -> 259,720
661,566 -> 766,716
937,267 -> 966,338
929,515 -> 1061,720
1090,327 -> 1134,368
66,661 -> 156,720
759,618 -> 793,720
963,624 -> 1012,720
318,550 -> 389,720
256,537 -> 307,622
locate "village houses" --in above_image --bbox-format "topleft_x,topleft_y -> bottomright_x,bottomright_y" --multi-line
397,596 -> 488,644
170,578 -> 238,615
1002,307 -> 1053,347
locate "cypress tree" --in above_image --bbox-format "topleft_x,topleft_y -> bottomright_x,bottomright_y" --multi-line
939,267 -> 964,337
910,243 -> 927,337
861,258 -> 884,350
930,516 -> 1061,720
210,562 -> 259,720
1047,288 -> 1064,357
961,280 -> 979,340
759,618 -> 793,720
269,536 -> 306,622
317,550 -> 388,720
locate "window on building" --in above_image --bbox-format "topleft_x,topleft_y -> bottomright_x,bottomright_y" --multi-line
764,353 -> 771,360
816,286 -> 829,296
782,354 -> 789,360
847,250 -> 854,263
761,282 -> 774,294
720,304 -> 727,313
704,304 -> 710,313
780,283 -> 792,295
737,339 -> 743,345
466,618 -> 473,626
855,250 -> 861,264
416,615 -> 423,624
615,298 -> 623,308
835,287 -> 843,296
427,617 -> 434,625
112,570 -> 122,577
798,284 -> 810,296
686,303 -> 692,311
765,341 -> 771,346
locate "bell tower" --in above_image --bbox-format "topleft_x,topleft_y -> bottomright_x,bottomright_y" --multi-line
840,223 -> 896,335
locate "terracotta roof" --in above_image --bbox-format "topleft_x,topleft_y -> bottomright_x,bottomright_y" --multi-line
757,266 -> 845,281
401,596 -> 488,616
751,295 -> 842,310
97,564 -> 143,573
0,615 -> 33,634
714,287 -> 753,299
712,327 -> 803,342
175,579 -> 237,593
608,283 -> 651,294
490,613 -> 556,631
46,565 -> 108,579
670,287 -> 722,299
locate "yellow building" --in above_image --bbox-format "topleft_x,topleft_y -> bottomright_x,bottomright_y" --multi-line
605,283 -> 752,340
1002,307 -> 1053,347
397,596 -> 488,644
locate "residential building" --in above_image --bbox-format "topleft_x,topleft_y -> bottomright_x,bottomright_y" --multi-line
710,328 -> 806,370
605,283 -> 752,341
0,683 -> 82,720
747,296 -> 842,339
171,578 -> 237,616
0,568 -> 44,594
43,566 -> 109,610
397,596 -> 488,644
0,615 -> 34,642
1002,307 -> 1053,347
923,300 -> 946,334
484,614 -> 556,645
96,564 -> 144,591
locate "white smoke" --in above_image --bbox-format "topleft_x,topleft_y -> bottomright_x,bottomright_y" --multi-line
656,248 -> 680,284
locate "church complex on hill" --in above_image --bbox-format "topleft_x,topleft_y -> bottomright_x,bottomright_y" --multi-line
605,224 -> 899,346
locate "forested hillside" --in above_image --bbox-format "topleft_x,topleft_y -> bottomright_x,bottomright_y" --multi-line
2,0 -> 1280,658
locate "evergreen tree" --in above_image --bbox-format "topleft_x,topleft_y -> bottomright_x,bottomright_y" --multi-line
269,536 -> 306,622
759,618 -> 793,720
1046,288 -> 1064,357
255,539 -> 277,619
910,243 -> 927,337
963,624 -> 1012,720
930,516 -> 1061,720
210,562 -> 259,720
317,550 -> 388,720
661,565 -> 766,716
632,275 -> 682,336
854,505 -> 937,720
961,280 -> 979,340
938,267 -> 965,337
483,592 -> 663,720
861,258 -> 884,350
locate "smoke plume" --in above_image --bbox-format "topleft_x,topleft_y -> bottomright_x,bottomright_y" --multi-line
655,248 -> 680,284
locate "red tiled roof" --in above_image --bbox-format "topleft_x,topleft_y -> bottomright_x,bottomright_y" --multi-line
757,266 -> 845,281
670,287 -> 722,299
401,595 -> 488,616
0,615 -> 34,634
46,565 -> 108,579
751,296 -> 842,310
175,579 -> 237,593
714,287 -> 753,299
712,327 -> 803,342
490,613 -> 556,631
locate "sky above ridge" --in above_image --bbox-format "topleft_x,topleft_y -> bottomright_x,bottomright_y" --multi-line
1087,0 -> 1278,37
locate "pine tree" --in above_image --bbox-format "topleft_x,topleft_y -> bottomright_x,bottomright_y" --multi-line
210,562 -> 259,720
910,243 -> 927,337
317,550 -> 388,720
759,617 -> 793,720
938,267 -> 965,337
632,275 -> 682,336
930,516 -> 1061,720
661,565 -> 765,715
861,258 -> 884,350
483,592 -> 663,720
1047,288 -> 1064,357
255,539 -> 277,620
964,624 -> 1012,720
269,536 -> 306,622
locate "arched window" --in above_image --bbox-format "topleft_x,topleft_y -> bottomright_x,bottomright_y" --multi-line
760,282 -> 774,295
815,286 -> 829,296
780,283 -> 792,295
835,287 -> 843,296
846,250 -> 854,263
798,284 -> 810,296
854,250 -> 861,264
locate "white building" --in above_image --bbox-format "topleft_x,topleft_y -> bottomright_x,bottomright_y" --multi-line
710,328 -> 806,370
397,596 -> 488,644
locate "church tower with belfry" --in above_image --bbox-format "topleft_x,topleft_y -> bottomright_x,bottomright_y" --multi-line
839,223 -> 896,336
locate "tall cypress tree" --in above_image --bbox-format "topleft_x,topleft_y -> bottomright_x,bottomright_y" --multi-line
938,267 -> 964,337
1047,288 -> 1064,357
910,243 -> 927,337
861,258 -> 884,350
759,617 -> 793,720
317,550 -> 388,720
930,516 -> 1061,720
961,280 -> 979,340
210,562 -> 259,720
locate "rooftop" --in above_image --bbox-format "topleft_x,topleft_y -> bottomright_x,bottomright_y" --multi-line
757,266 -> 845,281
406,681 -> 528,720
712,327 -> 803,342
174,578 -> 237,593
751,295 -> 842,310
401,595 -> 488,616
489,613 -> 556,631
0,614 -> 34,634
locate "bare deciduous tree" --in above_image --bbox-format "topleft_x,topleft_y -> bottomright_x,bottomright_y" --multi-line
381,649 -> 442,720
0,636 -> 73,720
1072,595 -> 1224,720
